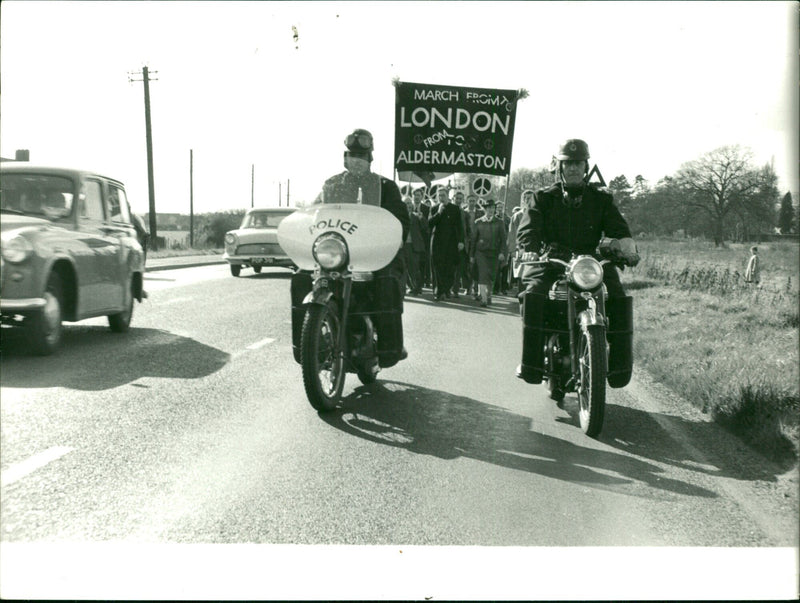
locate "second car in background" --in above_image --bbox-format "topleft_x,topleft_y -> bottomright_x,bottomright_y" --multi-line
223,207 -> 296,276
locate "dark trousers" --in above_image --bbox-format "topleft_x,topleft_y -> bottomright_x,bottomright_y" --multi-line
455,249 -> 473,293
422,242 -> 431,287
431,254 -> 457,297
494,261 -> 509,293
404,243 -> 423,293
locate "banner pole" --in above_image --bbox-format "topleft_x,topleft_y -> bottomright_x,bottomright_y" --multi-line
503,174 -> 510,207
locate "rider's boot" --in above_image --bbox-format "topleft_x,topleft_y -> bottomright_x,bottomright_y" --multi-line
516,291 -> 546,384
606,295 -> 634,388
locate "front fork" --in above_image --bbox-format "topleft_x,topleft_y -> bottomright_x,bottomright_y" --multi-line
568,291 -> 607,380
337,278 -> 353,362
303,275 -> 352,363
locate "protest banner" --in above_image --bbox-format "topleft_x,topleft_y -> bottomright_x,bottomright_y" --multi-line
394,81 -> 520,181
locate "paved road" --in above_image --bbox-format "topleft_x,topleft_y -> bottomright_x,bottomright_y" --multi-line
1,263 -> 797,599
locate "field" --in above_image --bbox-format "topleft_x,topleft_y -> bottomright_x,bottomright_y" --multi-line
621,238 -> 800,463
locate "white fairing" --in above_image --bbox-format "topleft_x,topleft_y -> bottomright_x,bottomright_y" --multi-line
278,204 -> 402,272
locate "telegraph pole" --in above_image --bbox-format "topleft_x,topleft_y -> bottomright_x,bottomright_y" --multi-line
287,179 -> 290,207
129,66 -> 158,249
189,149 -> 194,247
251,164 -> 255,208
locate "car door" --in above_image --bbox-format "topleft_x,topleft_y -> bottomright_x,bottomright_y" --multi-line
75,177 -> 123,314
104,181 -> 139,298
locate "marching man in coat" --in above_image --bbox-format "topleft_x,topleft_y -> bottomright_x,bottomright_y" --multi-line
428,187 -> 465,301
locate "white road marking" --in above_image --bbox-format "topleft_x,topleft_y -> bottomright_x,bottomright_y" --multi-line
246,338 -> 275,350
1,446 -> 73,487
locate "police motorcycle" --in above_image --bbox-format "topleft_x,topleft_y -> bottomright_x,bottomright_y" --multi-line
277,183 -> 403,412
518,238 -> 637,437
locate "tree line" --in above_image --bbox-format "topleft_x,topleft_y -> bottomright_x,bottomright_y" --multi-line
501,144 -> 796,246
180,144 -> 796,249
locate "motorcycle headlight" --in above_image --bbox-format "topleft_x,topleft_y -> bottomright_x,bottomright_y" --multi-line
312,233 -> 348,270
569,256 -> 603,290
224,232 -> 237,246
2,235 -> 34,263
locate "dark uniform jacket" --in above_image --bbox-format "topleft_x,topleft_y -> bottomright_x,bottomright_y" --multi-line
319,171 -> 410,242
516,183 -> 631,256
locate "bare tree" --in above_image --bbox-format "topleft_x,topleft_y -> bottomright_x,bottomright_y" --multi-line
675,145 -> 775,246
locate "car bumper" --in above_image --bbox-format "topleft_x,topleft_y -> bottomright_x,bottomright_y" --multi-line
223,254 -> 294,267
1,297 -> 47,312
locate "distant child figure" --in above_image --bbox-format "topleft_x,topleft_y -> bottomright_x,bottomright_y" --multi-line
745,246 -> 760,285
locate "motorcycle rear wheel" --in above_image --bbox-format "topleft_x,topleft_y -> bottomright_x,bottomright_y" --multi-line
577,324 -> 607,437
301,301 -> 345,411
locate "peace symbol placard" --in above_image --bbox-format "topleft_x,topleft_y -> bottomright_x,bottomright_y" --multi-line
426,184 -> 443,203
472,178 -> 492,196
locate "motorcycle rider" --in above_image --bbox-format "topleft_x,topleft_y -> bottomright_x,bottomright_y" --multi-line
292,128 -> 410,368
515,139 -> 639,387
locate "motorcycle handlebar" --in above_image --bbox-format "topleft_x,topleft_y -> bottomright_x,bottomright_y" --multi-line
518,257 -> 614,268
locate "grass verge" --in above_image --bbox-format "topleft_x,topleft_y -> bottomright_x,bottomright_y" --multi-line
623,240 -> 799,464
148,248 -> 222,259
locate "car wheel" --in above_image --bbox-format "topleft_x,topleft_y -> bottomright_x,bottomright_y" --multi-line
253,265 -> 262,274
29,272 -> 63,355
108,279 -> 134,333
230,264 -> 241,277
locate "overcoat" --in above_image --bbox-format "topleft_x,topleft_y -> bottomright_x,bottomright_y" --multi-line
471,215 -> 507,285
428,202 -> 464,267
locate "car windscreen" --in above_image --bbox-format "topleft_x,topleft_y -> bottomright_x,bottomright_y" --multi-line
0,174 -> 75,219
242,211 -> 294,229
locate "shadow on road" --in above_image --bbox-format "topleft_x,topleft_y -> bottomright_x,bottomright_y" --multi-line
599,402 -> 795,480
319,380 -> 718,500
1,327 -> 230,390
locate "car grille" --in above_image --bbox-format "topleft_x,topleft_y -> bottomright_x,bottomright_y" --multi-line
236,243 -> 284,255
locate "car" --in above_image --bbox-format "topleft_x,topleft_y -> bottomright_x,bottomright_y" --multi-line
0,164 -> 146,354
223,207 -> 297,276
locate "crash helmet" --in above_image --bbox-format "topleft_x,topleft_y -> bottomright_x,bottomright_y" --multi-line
555,139 -> 590,161
344,128 -> 374,161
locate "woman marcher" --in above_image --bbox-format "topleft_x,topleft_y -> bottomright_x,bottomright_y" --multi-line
470,198 -> 507,307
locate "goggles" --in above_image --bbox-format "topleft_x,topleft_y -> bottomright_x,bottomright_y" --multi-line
345,132 -> 373,151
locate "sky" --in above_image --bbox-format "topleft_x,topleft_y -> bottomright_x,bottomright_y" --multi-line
1,1 -> 797,216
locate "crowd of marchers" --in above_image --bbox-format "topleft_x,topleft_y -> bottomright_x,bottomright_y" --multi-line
401,187 -> 534,307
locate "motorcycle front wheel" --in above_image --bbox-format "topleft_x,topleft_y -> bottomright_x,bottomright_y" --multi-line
301,301 -> 345,411
577,324 -> 607,437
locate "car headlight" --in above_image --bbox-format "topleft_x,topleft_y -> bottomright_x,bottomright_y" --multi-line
569,256 -> 603,290
2,235 -> 34,263
312,233 -> 348,270
224,232 -> 237,246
